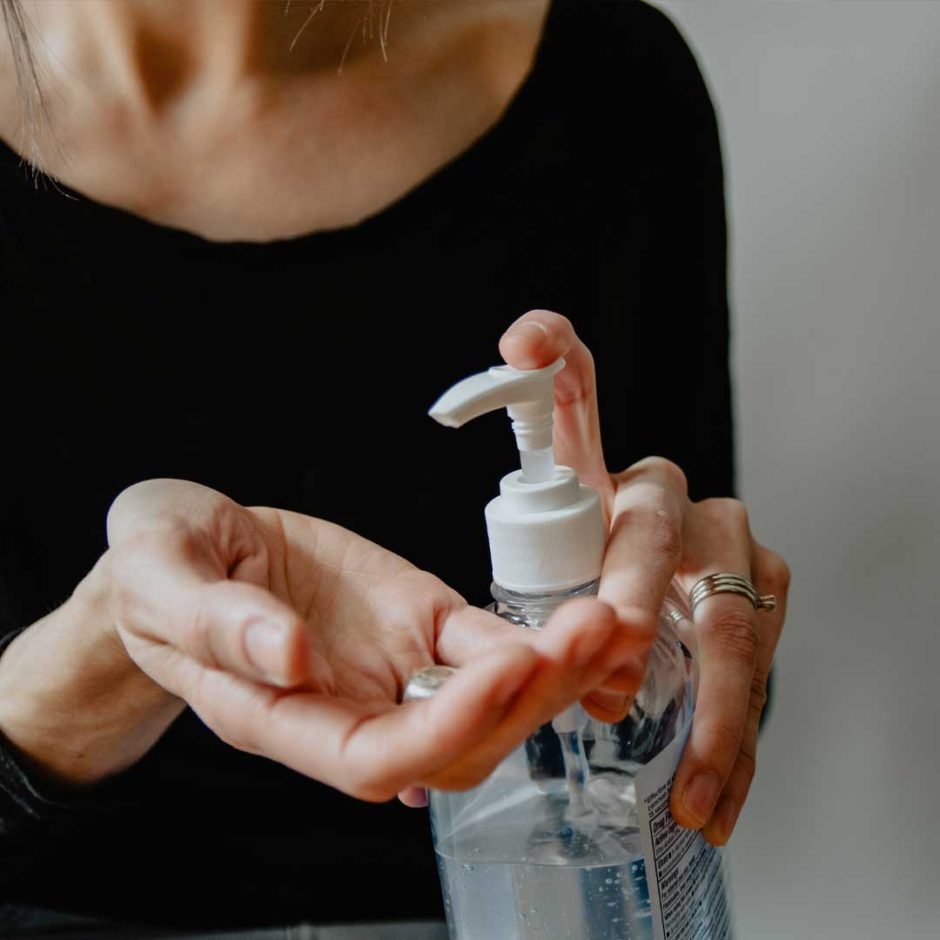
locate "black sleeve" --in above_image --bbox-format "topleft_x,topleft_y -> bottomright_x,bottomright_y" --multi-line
588,1 -> 736,502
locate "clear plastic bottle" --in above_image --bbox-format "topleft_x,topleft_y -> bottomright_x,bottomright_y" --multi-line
411,358 -> 732,940
415,578 -> 695,940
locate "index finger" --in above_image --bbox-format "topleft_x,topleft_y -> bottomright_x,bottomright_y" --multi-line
499,310 -> 612,502
597,457 -> 688,621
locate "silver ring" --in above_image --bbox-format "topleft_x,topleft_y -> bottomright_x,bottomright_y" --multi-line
689,573 -> 777,616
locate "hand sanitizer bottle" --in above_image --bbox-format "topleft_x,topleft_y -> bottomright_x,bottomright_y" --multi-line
406,358 -> 733,940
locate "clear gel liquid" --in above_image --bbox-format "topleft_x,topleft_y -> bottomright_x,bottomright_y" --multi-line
435,728 -> 653,940
427,579 -> 691,940
558,728 -> 591,818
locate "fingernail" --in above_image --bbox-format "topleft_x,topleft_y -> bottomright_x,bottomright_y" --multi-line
508,320 -> 549,343
585,689 -> 632,718
245,619 -> 288,682
682,771 -> 721,826
410,788 -> 429,808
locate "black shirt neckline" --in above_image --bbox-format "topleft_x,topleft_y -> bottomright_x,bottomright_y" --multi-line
0,0 -> 561,253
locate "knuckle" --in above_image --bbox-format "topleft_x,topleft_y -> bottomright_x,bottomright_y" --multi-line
702,609 -> 759,665
106,480 -> 149,520
699,497 -> 750,533
113,525 -> 162,559
106,480 -> 168,538
346,769 -> 394,803
762,551 -> 792,593
540,309 -> 572,333
639,456 -> 688,497
112,523 -> 195,578
115,478 -> 159,498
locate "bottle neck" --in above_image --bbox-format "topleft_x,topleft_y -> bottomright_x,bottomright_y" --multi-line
489,578 -> 600,631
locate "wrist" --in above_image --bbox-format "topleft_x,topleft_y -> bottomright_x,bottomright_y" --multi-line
0,551 -> 184,787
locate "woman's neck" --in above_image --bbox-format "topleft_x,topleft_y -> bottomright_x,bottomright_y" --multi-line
3,0 -> 551,242
25,1 -> 478,114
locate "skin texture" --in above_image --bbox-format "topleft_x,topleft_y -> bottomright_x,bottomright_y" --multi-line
0,3 -> 789,844
2,0 -> 553,241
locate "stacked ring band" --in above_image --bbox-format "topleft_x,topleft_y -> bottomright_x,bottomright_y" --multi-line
688,573 -> 777,616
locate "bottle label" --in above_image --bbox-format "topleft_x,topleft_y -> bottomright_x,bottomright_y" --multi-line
636,719 -> 734,940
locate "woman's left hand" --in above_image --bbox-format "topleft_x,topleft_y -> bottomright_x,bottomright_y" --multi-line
499,310 -> 790,846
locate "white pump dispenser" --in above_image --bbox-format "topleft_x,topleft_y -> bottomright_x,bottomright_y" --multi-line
428,358 -> 606,594
415,358 -> 731,940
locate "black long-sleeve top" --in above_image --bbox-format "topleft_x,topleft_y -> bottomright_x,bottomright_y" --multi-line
0,0 -> 734,929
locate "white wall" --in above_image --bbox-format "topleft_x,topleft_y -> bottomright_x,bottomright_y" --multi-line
655,2 -> 940,937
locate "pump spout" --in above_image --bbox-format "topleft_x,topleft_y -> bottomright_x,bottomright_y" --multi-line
428,358 -> 565,483
430,356 -> 605,592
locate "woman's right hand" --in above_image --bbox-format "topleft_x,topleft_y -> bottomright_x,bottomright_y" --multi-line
97,478 -> 653,802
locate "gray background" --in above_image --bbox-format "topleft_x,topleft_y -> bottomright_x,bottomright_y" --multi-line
656,1 -> 940,937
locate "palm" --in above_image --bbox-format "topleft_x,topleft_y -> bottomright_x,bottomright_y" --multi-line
258,507 -> 456,704
108,478 -> 631,801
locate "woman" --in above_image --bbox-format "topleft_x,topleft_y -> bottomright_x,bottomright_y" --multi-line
0,0 -> 788,930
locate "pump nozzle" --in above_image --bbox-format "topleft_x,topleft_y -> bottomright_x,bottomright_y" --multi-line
428,358 -> 565,483
428,357 -> 605,593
